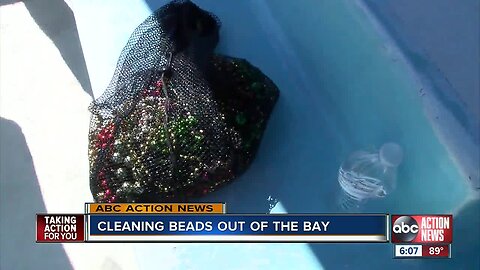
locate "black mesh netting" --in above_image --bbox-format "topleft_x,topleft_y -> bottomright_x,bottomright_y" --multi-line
88,0 -> 279,203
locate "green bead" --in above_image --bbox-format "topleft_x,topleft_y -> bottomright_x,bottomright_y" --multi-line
112,152 -> 122,163
124,156 -> 133,166
251,82 -> 263,92
236,113 -> 247,125
116,168 -> 127,179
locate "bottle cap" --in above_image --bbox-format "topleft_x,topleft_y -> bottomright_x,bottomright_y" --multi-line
379,142 -> 403,167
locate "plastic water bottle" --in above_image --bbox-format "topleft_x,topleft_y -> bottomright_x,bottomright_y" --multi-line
337,143 -> 403,210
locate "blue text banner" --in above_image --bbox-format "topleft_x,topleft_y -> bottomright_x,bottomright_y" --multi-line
86,214 -> 388,242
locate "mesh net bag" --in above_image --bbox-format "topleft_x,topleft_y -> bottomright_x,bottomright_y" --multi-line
88,0 -> 279,203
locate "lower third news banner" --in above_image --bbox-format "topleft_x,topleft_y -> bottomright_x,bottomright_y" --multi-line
85,214 -> 388,243
36,204 -> 388,243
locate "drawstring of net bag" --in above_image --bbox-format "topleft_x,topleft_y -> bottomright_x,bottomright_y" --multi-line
160,52 -> 173,107
159,52 -> 177,171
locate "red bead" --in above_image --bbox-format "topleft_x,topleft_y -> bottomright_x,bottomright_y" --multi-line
101,180 -> 107,187
105,189 -> 111,196
155,80 -> 163,88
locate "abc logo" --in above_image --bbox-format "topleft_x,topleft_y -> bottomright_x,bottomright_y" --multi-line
392,216 -> 418,242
